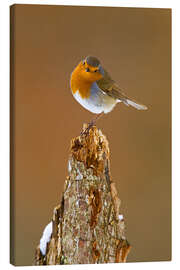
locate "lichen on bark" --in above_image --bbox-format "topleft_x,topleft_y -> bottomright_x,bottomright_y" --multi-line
35,125 -> 131,265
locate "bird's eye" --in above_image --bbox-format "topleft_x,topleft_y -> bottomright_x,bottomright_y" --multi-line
86,67 -> 90,72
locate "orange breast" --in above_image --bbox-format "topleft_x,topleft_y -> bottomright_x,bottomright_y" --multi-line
70,64 -> 92,99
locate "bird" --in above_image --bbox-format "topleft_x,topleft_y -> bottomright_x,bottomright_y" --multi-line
70,56 -> 147,133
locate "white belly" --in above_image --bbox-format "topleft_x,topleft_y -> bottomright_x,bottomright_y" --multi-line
72,83 -> 118,114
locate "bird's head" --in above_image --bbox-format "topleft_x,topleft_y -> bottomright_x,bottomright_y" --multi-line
77,56 -> 104,82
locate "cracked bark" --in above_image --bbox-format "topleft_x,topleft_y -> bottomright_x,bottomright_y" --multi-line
35,124 -> 131,265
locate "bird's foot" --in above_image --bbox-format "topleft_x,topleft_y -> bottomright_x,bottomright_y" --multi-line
80,121 -> 95,136
80,113 -> 104,136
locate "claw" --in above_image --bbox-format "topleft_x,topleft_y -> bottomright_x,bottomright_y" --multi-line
80,122 -> 95,136
80,112 -> 104,136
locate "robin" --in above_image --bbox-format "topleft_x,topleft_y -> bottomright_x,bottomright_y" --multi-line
70,56 -> 147,132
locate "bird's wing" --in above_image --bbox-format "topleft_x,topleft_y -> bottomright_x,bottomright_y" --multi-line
97,69 -> 147,110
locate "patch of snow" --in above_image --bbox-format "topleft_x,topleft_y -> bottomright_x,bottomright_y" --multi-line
40,221 -> 52,255
118,214 -> 124,221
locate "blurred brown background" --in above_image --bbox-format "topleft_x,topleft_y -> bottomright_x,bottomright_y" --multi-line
11,4 -> 171,266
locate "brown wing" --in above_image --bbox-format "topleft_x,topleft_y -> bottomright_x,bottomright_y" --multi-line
97,69 -> 147,110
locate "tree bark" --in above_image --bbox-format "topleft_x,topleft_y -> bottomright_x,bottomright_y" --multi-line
35,124 -> 131,265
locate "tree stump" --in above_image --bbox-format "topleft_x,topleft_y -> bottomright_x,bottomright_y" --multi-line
35,124 -> 131,265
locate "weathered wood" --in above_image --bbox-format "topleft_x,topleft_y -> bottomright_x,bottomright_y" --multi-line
35,124 -> 131,265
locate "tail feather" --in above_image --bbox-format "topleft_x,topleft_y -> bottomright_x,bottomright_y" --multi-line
124,99 -> 148,110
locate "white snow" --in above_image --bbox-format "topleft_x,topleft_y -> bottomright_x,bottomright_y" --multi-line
40,221 -> 52,255
118,214 -> 124,221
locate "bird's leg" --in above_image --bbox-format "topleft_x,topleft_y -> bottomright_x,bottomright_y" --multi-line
81,112 -> 104,135
89,112 -> 104,127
